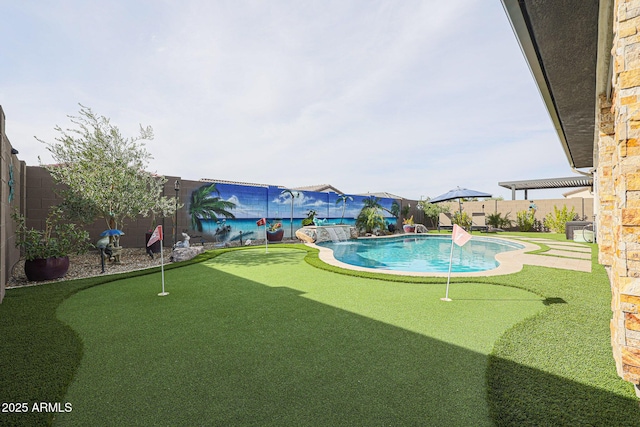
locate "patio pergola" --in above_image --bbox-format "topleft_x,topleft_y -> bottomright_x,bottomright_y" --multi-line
498,176 -> 593,200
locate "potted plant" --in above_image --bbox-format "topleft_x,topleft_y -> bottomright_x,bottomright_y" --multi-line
301,210 -> 317,227
266,220 -> 284,242
12,206 -> 91,281
402,215 -> 416,233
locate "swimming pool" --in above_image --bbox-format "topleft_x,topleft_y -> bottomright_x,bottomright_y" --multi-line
316,235 -> 525,273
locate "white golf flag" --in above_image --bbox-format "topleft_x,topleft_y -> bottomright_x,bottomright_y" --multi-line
146,225 -> 168,296
452,224 -> 472,247
442,225 -> 472,302
147,225 -> 163,247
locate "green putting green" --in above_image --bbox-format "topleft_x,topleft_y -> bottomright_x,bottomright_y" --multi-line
55,248 -> 543,426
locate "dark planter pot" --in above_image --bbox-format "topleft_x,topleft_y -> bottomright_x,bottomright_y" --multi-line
146,232 -> 162,253
24,256 -> 70,281
267,228 -> 284,242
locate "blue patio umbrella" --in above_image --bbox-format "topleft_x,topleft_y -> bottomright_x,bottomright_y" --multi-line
100,229 -> 125,246
429,187 -> 492,216
100,229 -> 125,237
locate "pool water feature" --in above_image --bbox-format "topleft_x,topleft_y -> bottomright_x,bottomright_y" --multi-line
323,226 -> 350,242
316,235 -> 524,273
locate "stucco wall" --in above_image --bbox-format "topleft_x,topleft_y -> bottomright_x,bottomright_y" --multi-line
25,166 -> 182,249
0,106 -> 25,303
431,198 -> 594,228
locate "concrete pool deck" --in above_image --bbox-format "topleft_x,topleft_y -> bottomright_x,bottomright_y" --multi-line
309,235 -> 592,277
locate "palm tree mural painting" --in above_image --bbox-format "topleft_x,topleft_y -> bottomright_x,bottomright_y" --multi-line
281,189 -> 300,239
336,194 -> 353,224
356,196 -> 399,233
189,183 -> 236,233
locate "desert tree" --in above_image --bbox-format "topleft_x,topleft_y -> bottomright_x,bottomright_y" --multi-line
38,105 -> 179,235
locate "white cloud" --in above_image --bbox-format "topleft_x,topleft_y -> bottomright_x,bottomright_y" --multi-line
1,0 -> 579,202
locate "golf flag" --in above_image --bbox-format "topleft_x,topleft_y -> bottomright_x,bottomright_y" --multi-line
146,225 -> 168,297
147,225 -> 163,247
442,225 -> 473,302
452,224 -> 472,247
256,218 -> 268,253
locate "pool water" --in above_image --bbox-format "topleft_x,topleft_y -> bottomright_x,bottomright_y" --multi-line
317,235 -> 524,273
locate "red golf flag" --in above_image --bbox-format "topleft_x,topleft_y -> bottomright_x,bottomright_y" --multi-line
147,225 -> 163,247
256,218 -> 266,226
452,224 -> 471,247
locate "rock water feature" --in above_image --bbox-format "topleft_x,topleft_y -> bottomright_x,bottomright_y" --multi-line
295,225 -> 357,243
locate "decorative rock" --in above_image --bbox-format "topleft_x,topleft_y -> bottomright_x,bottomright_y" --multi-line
415,224 -> 429,233
296,225 -> 356,243
170,246 -> 204,262
295,228 -> 316,243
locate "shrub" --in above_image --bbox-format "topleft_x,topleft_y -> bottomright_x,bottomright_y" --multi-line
452,211 -> 472,230
516,210 -> 535,232
12,207 -> 91,261
486,212 -> 513,230
544,205 -> 577,233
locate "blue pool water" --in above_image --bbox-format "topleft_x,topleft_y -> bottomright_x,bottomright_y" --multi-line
317,235 -> 524,273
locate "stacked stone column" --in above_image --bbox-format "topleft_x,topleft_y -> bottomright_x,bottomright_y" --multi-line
600,0 -> 640,396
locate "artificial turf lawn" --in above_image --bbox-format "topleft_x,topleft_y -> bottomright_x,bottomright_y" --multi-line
1,241 -> 640,426
53,248 -> 542,426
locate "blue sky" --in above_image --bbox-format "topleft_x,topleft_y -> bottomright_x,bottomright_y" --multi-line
1,1 -> 580,201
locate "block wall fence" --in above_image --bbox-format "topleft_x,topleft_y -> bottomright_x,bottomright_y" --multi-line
0,160 -> 596,304
434,198 -> 594,227
0,107 -> 25,304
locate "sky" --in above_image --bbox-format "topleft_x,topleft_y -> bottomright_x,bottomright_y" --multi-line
1,0 -> 582,201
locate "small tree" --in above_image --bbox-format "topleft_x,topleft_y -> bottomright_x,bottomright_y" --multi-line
417,199 -> 450,229
544,205 -> 577,233
452,211 -> 472,230
38,105 -> 178,236
516,210 -> 535,232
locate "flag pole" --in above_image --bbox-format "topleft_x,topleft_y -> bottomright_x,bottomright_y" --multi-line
441,237 -> 454,302
265,223 -> 269,254
158,242 -> 168,296
441,225 -> 471,302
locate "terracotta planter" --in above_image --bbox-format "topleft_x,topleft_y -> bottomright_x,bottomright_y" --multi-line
403,224 -> 416,233
267,228 -> 284,242
24,256 -> 70,281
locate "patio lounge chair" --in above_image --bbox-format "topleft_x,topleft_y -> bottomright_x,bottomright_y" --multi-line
471,213 -> 488,232
438,212 -> 454,231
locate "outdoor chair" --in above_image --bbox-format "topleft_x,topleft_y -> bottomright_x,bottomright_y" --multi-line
471,212 -> 488,232
437,212 -> 454,231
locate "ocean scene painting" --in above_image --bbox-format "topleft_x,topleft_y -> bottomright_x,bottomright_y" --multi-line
187,182 -> 397,242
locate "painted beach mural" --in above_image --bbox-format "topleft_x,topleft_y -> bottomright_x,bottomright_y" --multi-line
187,182 -> 397,243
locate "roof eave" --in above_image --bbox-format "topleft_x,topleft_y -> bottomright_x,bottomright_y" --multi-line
501,0 -> 602,170
501,0 -> 575,168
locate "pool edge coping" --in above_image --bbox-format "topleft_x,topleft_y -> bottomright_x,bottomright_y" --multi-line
307,235 -> 544,278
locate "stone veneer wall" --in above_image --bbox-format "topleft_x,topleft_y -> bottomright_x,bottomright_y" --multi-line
599,0 -> 640,396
